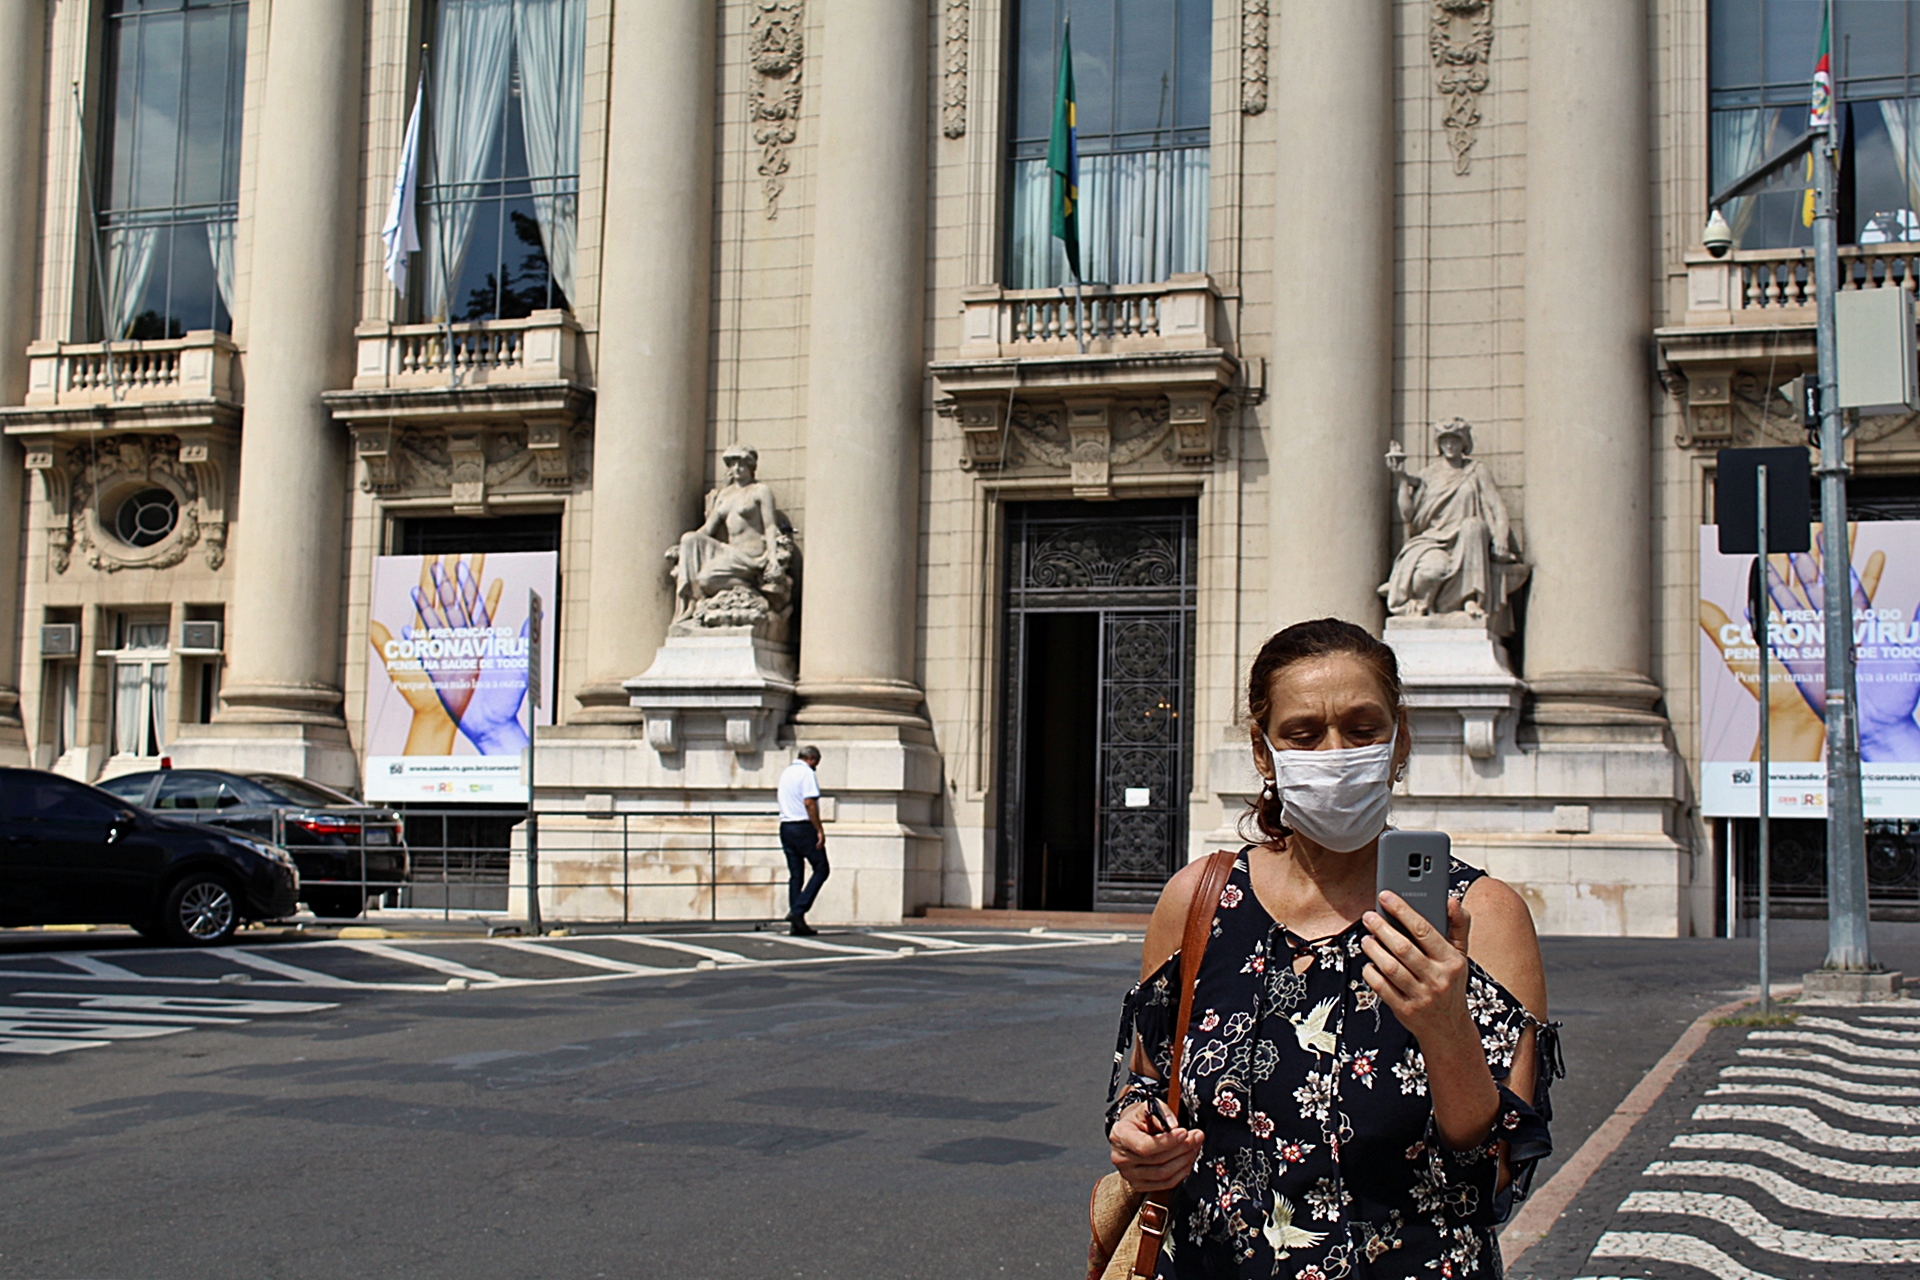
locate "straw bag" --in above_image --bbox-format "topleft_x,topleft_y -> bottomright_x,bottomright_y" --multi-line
1086,849 -> 1234,1280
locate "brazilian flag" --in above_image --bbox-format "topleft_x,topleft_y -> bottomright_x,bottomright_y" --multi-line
1047,25 -> 1081,281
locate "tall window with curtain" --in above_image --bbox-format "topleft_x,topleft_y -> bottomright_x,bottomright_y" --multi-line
1006,0 -> 1211,289
418,0 -> 584,324
1712,0 -> 1920,250
97,0 -> 248,340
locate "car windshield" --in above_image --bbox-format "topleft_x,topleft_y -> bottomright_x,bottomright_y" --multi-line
244,775 -> 359,807
96,774 -> 153,803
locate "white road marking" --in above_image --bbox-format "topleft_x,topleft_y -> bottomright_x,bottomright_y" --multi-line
0,1005 -> 245,1025
220,949 -> 361,987
1644,1159 -> 1920,1218
1692,1104 -> 1920,1152
0,1018 -> 189,1040
1590,1231 -> 1783,1280
601,936 -> 754,965
1738,1046 -> 1920,1079
335,941 -> 505,984
486,939 -> 671,975
0,1036 -> 110,1055
1719,1063 -> 1920,1098
1706,1080 -> 1920,1124
1619,1190 -> 1920,1263
863,931 -> 971,950
17,993 -> 337,1015
53,954 -> 142,980
1671,1131 -> 1920,1184
727,934 -> 893,956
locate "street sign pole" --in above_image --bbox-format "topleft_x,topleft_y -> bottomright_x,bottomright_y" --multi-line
1812,116 -> 1874,971
525,589 -> 544,936
1755,466 -> 1772,1017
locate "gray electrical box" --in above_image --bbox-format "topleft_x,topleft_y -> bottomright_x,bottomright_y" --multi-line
1836,286 -> 1920,411
39,623 -> 77,657
180,620 -> 222,652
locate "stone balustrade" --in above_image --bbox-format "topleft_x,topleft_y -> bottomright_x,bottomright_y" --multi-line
22,331 -> 238,407
351,309 -> 580,390
958,272 -> 1220,358
1685,245 -> 1920,324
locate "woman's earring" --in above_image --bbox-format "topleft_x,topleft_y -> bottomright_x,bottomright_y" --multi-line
1261,779 -> 1278,800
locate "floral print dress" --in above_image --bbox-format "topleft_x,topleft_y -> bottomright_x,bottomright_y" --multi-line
1107,852 -> 1559,1280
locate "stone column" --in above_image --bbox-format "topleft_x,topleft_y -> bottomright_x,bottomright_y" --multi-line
1522,0 -> 1661,721
573,0 -> 714,720
794,0 -> 927,725
201,0 -> 365,780
0,2 -> 44,759
1267,0 -> 1393,630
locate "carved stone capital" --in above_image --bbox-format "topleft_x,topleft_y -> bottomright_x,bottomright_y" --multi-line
1242,0 -> 1269,114
942,0 -> 969,138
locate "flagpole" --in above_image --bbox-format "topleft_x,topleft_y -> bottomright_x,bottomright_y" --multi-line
1073,273 -> 1086,355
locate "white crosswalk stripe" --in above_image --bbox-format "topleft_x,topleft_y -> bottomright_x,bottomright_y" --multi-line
0,928 -> 1129,1061
0,991 -> 339,1059
1578,1002 -> 1920,1280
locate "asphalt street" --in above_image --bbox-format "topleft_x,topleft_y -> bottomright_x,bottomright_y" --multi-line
0,918 -> 1915,1279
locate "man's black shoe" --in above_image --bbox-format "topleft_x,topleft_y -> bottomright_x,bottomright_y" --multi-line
790,919 -> 818,937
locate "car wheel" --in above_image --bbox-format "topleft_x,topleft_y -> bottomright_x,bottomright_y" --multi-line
306,889 -> 365,919
160,874 -> 240,947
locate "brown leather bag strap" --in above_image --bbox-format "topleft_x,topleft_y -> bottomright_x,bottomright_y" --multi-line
1132,848 -> 1235,1278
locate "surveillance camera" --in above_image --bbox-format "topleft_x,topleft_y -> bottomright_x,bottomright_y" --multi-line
1703,208 -> 1734,259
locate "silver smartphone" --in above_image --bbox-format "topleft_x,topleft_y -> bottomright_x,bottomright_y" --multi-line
1375,830 -> 1452,937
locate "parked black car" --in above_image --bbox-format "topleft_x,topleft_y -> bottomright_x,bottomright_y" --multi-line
97,769 -> 408,919
1,767 -> 299,945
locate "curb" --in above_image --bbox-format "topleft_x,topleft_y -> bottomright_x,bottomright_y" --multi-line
1497,986 -> 1793,1270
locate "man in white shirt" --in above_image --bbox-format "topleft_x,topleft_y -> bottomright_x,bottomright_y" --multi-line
776,745 -> 827,936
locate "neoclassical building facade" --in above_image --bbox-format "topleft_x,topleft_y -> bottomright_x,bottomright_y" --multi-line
3,0 -> 1911,935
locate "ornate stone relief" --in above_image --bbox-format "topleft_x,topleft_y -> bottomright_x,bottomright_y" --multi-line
943,0 -> 969,138
1430,0 -> 1493,175
949,394 -> 1220,496
352,422 -> 588,511
25,433 -> 228,574
1242,0 -> 1269,115
749,0 -> 805,218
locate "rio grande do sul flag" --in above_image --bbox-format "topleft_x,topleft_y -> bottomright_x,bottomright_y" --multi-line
1810,6 -> 1833,128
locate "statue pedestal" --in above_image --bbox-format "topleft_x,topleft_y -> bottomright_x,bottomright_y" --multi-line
1384,616 -> 1523,760
621,628 -> 795,757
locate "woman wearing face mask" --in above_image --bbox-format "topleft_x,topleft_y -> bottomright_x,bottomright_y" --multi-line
1102,618 -> 1556,1279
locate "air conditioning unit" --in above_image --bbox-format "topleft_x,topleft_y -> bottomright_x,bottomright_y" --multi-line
180,620 -> 223,652
39,624 -> 78,658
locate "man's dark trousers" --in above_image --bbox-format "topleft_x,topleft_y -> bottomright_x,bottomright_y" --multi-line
780,820 -> 829,915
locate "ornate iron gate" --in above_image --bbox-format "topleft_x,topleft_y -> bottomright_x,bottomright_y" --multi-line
1001,501 -> 1197,911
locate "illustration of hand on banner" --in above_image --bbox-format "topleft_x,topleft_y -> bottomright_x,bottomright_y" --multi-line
404,554 -> 529,755
367,616 -> 457,755
1762,536 -> 1920,762
1700,596 -> 1826,762
447,617 -> 532,756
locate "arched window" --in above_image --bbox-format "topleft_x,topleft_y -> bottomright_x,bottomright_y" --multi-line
1006,0 -> 1211,288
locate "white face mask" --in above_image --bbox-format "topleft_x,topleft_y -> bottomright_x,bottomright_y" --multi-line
1267,735 -> 1396,853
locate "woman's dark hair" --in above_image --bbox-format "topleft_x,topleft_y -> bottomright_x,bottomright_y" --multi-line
1242,618 -> 1405,846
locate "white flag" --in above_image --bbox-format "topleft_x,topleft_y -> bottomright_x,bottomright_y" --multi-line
381,76 -> 423,296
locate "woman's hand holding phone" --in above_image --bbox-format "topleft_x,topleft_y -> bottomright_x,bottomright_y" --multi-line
1108,1097 -> 1204,1193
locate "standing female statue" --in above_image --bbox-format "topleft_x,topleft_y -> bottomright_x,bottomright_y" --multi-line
1379,419 -> 1519,621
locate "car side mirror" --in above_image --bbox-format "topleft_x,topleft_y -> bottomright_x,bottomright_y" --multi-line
217,792 -> 242,808
106,809 -> 136,843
